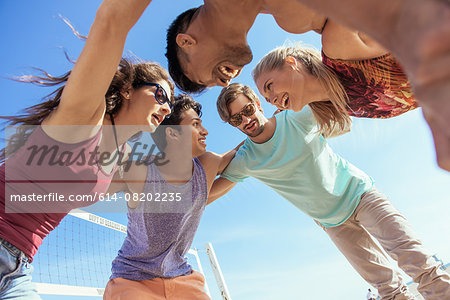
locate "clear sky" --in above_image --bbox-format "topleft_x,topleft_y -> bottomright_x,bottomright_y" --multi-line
1,1 -> 449,300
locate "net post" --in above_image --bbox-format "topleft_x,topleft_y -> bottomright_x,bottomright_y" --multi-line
188,248 -> 211,297
205,242 -> 231,300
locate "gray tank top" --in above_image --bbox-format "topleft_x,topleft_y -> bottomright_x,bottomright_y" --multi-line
110,157 -> 208,280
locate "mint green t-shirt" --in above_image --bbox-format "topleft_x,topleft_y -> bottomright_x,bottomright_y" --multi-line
221,107 -> 374,227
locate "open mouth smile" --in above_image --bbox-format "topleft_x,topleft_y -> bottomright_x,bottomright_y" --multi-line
151,114 -> 163,125
199,137 -> 206,147
280,93 -> 289,109
217,64 -> 242,81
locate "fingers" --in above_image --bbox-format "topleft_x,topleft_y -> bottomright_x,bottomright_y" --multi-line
422,109 -> 450,172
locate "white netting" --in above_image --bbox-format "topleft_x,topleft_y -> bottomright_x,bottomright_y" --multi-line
32,210 -> 211,298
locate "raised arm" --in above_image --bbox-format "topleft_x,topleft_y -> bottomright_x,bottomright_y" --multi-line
45,0 -> 152,127
207,177 -> 237,205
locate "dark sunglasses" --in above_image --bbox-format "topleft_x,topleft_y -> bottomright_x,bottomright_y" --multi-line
228,103 -> 256,127
139,82 -> 173,112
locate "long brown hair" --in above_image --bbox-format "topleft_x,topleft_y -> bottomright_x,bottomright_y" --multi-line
1,58 -> 174,163
253,46 -> 351,138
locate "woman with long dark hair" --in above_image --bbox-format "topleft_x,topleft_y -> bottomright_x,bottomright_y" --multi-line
0,0 -> 172,298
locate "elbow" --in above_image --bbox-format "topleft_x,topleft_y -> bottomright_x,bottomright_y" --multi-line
95,2 -> 118,24
207,196 -> 218,205
93,1 -> 131,35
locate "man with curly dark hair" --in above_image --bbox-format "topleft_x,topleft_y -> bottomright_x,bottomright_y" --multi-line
104,94 -> 240,299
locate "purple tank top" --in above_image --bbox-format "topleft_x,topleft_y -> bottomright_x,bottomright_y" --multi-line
110,157 -> 208,280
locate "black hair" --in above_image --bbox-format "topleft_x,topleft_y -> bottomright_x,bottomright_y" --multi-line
165,7 -> 207,94
151,94 -> 202,150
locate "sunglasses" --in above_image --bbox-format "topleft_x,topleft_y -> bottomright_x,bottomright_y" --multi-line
228,103 -> 256,127
139,82 -> 173,112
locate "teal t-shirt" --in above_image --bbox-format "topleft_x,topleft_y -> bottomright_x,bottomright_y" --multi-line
221,107 -> 374,227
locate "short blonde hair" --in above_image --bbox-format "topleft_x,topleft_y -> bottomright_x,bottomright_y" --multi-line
217,83 -> 259,122
252,46 -> 351,138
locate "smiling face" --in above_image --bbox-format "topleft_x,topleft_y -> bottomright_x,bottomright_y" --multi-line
129,80 -> 173,132
228,94 -> 266,138
179,108 -> 208,157
255,57 -> 308,112
178,37 -> 253,88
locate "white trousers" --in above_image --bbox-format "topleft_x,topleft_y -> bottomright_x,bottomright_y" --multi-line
325,188 -> 450,299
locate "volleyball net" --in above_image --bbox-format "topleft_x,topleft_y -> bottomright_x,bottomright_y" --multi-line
32,209 -> 231,299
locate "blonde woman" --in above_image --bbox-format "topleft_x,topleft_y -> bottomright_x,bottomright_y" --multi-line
252,43 -> 417,139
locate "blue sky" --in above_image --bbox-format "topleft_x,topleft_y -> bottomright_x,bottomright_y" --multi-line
1,0 -> 449,299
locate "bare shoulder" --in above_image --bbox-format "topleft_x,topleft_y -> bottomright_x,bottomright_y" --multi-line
196,152 -> 223,191
263,0 -> 326,34
198,151 -> 221,168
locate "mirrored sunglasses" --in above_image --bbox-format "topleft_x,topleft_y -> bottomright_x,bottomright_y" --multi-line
228,103 -> 256,127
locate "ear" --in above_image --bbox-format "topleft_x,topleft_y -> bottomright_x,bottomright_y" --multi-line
166,127 -> 179,140
285,56 -> 298,68
176,33 -> 197,50
120,89 -> 131,101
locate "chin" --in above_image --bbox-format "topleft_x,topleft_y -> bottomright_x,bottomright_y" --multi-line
292,102 -> 307,112
193,149 -> 206,157
147,124 -> 158,133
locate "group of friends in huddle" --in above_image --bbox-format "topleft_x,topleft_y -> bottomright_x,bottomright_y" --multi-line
1,0 -> 450,299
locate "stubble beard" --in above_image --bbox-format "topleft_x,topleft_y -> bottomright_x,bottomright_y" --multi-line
243,120 -> 265,138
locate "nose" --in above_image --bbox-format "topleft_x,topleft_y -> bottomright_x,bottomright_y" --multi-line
273,100 -> 283,109
241,114 -> 252,125
201,126 -> 208,136
270,95 -> 278,105
203,77 -> 225,88
269,96 -> 283,110
160,102 -> 171,116
216,78 -> 230,87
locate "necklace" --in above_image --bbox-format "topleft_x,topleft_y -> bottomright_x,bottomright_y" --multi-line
109,113 -> 124,178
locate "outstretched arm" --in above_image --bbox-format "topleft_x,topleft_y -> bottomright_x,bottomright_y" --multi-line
216,141 -> 245,175
199,140 -> 244,177
207,177 -> 237,205
199,141 -> 244,203
46,0 -> 152,127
